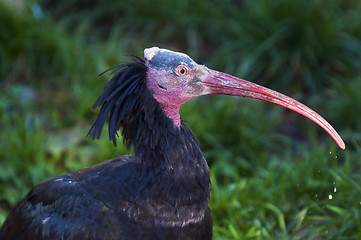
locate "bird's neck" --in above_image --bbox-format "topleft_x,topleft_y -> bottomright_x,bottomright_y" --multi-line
133,114 -> 211,209
160,104 -> 181,127
121,93 -> 209,187
133,107 -> 205,174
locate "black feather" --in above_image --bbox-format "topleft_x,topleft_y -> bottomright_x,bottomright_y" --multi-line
88,58 -> 148,146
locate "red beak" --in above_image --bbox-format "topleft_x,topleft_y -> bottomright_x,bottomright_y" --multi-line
203,68 -> 345,149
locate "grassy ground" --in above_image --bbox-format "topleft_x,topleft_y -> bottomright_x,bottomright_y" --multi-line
1,0 -> 361,239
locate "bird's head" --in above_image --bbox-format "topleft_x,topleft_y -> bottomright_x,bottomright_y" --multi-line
145,47 -> 210,123
144,47 -> 345,149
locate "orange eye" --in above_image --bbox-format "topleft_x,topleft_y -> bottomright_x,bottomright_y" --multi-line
176,65 -> 188,76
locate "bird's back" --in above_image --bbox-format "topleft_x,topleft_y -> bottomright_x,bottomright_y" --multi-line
0,156 -> 212,240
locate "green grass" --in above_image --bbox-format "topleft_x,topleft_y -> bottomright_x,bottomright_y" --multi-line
1,0 -> 361,239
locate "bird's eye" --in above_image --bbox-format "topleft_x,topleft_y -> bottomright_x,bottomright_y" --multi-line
176,65 -> 188,76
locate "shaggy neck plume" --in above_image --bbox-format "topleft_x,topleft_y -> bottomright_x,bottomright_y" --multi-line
88,59 -> 202,171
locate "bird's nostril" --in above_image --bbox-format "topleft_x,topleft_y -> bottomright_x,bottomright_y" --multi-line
158,85 -> 167,90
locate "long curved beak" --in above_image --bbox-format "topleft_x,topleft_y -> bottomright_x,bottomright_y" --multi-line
202,68 -> 345,149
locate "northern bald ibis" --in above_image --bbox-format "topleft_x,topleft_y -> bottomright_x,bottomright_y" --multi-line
0,47 -> 345,240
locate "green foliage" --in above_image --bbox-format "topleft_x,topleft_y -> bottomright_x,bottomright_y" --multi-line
211,146 -> 361,239
1,0 -> 361,239
328,77 -> 361,132
210,0 -> 361,93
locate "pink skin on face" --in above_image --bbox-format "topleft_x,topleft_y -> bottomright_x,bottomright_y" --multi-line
144,47 -> 345,149
146,64 -> 209,127
146,65 -> 189,127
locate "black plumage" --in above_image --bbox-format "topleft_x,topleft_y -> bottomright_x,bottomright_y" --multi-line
0,58 -> 212,240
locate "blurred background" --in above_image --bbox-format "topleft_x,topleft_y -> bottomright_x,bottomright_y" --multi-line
1,0 -> 361,239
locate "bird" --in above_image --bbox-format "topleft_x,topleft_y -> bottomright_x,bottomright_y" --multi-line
0,47 -> 345,240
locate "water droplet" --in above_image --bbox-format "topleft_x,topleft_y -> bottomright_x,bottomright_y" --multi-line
334,187 -> 337,192
329,194 -> 333,200
329,151 -> 332,154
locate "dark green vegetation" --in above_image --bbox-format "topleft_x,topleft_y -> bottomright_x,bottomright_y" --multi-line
1,0 -> 361,239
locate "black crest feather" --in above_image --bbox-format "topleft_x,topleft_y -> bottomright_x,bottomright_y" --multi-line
88,57 -> 148,146
88,56 -> 187,166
